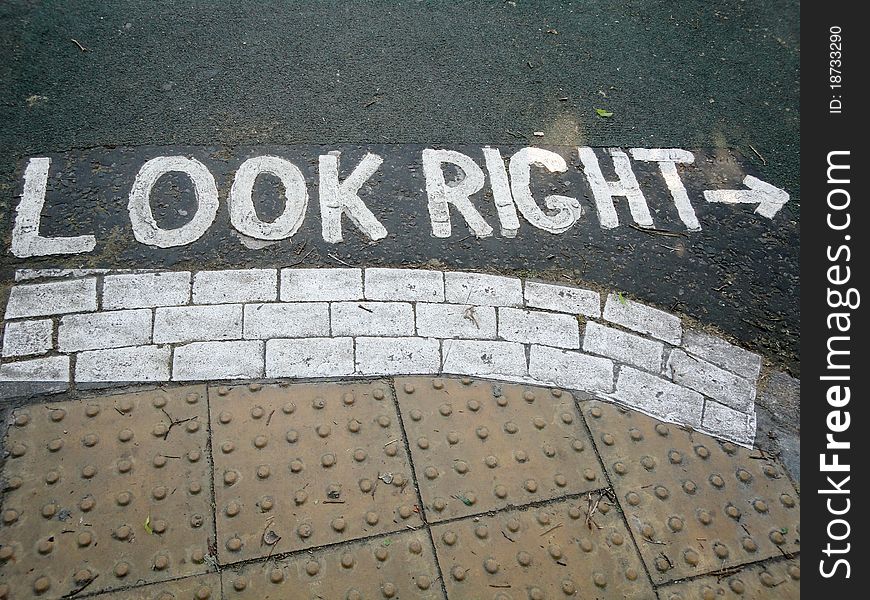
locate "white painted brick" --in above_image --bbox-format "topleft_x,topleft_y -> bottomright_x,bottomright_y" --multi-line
528,345 -> 614,392
2,319 -> 53,357
702,401 -> 756,447
444,272 -> 523,307
331,302 -> 414,337
442,339 -> 527,378
611,366 -> 704,428
281,268 -> 363,301
75,345 -> 171,382
173,340 -> 264,380
682,329 -> 762,381
524,281 -> 601,317
602,293 -> 682,345
498,307 -> 580,349
416,303 -> 497,339
192,269 -> 277,304
0,355 -> 69,382
102,271 -> 191,309
244,303 -> 330,339
355,337 -> 440,375
266,338 -> 354,378
365,268 -> 444,302
154,304 -> 242,344
4,278 -> 97,319
666,349 -> 755,412
583,322 -> 663,372
58,309 -> 152,353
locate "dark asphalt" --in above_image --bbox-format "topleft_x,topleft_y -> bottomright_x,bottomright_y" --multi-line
0,1 -> 800,374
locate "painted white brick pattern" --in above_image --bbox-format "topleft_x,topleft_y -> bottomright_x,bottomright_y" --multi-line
524,281 -> 600,317
355,336 -> 440,375
365,268 -> 444,302
611,367 -> 704,428
75,345 -> 171,382
0,355 -> 69,382
58,309 -> 152,353
666,349 -> 755,412
416,303 -> 497,339
602,293 -> 682,345
2,319 -> 53,357
444,272 -> 523,307
4,278 -> 97,319
442,339 -> 527,378
243,303 -> 330,339
154,304 -> 242,344
583,322 -> 663,372
528,345 -> 614,392
0,266 -> 770,444
192,269 -> 277,304
281,268 -> 362,301
173,340 -> 264,380
499,307 -> 580,349
331,302 -> 414,337
266,337 -> 354,378
682,329 -> 762,380
702,401 -> 756,446
102,271 -> 191,309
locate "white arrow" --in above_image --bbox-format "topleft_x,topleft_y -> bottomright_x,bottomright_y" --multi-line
703,175 -> 789,219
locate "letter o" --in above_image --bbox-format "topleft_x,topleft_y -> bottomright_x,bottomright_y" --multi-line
827,518 -> 850,541
229,156 -> 308,240
128,156 -> 219,248
827,188 -> 850,210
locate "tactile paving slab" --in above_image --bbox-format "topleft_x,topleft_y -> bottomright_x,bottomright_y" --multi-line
0,387 -> 215,599
210,381 -> 423,563
90,573 -> 221,599
658,557 -> 801,600
397,377 -> 605,522
222,529 -> 445,599
432,494 -> 655,599
582,400 -> 800,584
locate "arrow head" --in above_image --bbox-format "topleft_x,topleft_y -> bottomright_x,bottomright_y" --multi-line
703,175 -> 789,219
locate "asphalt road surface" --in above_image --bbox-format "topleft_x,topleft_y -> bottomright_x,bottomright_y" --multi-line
0,0 -> 800,374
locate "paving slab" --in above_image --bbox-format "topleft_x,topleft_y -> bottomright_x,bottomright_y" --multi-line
581,399 -> 800,584
208,381 -> 423,564
432,495 -> 655,600
0,387 -> 215,598
221,529 -> 444,599
89,573 -> 221,599
658,557 -> 801,600
396,377 -> 605,523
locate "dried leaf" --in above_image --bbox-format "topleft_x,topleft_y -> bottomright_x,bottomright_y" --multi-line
595,108 -> 614,118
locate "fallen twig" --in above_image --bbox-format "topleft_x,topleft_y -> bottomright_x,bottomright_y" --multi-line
629,223 -> 688,238
748,144 -> 767,165
159,408 -> 196,441
70,38 -> 90,52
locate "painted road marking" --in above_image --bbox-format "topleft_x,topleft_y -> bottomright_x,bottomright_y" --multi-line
8,146 -> 789,258
0,266 -> 769,446
703,174 -> 790,218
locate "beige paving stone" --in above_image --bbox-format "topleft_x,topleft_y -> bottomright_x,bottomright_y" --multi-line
209,381 -> 423,564
0,387 -> 215,598
396,376 -> 605,523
